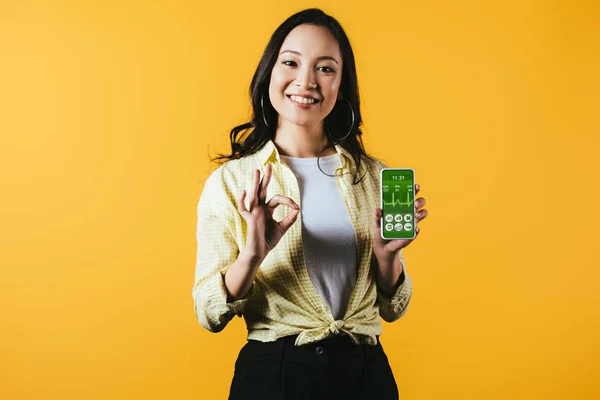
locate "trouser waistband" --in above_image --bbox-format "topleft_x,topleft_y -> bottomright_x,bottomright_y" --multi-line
241,333 -> 384,365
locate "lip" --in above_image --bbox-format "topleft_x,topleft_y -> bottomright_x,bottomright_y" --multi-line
286,94 -> 320,108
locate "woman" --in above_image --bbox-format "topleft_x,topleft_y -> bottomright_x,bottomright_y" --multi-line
192,8 -> 428,400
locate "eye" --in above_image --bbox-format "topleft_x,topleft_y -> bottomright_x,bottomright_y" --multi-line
282,60 -> 297,67
318,66 -> 335,73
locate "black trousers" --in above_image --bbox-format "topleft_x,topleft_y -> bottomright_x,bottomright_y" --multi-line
228,333 -> 399,400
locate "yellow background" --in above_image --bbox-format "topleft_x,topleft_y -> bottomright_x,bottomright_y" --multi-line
1,0 -> 598,399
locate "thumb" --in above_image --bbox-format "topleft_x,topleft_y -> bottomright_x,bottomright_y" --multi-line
374,207 -> 382,229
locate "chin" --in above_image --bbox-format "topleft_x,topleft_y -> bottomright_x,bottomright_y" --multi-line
290,119 -> 315,127
283,113 -> 324,128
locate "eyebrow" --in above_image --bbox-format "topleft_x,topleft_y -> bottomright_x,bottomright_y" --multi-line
279,50 -> 339,64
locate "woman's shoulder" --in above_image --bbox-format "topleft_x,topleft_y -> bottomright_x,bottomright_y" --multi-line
198,159 -> 248,214
202,155 -> 260,198
203,158 -> 242,190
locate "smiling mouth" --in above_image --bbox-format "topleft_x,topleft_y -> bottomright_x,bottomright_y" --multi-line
286,95 -> 320,105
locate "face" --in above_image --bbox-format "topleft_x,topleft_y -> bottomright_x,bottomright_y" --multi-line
268,23 -> 343,129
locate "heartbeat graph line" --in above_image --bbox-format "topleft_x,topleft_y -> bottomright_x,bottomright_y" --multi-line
384,192 -> 413,207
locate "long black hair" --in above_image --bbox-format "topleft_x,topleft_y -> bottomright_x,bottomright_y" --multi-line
212,8 -> 370,184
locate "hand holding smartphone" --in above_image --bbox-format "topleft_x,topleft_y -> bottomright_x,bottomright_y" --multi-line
380,168 -> 416,240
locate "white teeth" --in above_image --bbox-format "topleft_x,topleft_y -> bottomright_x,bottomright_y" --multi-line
290,95 -> 315,104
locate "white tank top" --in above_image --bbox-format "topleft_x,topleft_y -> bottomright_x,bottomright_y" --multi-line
280,153 -> 357,320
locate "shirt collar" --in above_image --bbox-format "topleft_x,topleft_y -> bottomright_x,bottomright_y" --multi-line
256,139 -> 356,176
256,139 -> 280,165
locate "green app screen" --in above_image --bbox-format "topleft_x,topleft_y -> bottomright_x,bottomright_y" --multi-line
382,169 -> 415,239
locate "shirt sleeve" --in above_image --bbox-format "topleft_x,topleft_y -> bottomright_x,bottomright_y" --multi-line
192,171 -> 254,333
376,249 -> 413,323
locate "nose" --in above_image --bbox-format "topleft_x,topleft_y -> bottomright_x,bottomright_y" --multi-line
295,65 -> 317,89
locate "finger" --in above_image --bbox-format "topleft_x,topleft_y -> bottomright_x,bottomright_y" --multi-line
266,194 -> 300,210
415,183 -> 420,194
392,231 -> 418,251
415,197 -> 426,210
373,207 -> 382,228
237,189 -> 248,214
247,169 -> 260,208
388,240 -> 410,253
278,208 -> 300,232
416,209 -> 428,221
258,164 -> 272,202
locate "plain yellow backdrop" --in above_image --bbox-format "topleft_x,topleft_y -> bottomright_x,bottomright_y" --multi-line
1,0 -> 598,399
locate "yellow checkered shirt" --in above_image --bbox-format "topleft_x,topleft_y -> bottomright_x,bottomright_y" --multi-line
192,140 -> 412,346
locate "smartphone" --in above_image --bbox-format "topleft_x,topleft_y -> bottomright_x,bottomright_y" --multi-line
380,168 -> 416,240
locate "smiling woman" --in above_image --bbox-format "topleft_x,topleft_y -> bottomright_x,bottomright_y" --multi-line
212,8 -> 367,183
192,7 -> 428,400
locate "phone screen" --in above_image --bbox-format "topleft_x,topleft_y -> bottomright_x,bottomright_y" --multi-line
381,168 -> 416,240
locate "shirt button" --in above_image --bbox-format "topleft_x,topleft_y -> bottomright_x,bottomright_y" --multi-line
315,346 -> 325,355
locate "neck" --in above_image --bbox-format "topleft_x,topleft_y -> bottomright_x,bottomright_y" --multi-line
273,119 -> 336,158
